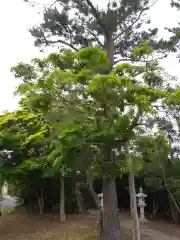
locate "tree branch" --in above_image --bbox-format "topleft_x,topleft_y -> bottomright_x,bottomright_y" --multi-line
85,0 -> 109,37
114,58 -> 132,64
84,27 -> 103,47
42,36 -> 78,51
24,0 -> 60,8
114,52 -> 167,65
114,7 -> 147,43
129,111 -> 142,133
86,167 -> 101,209
114,0 -> 158,44
50,0 -> 60,8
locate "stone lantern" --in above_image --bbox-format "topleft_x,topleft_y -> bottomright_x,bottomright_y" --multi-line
136,186 -> 148,223
98,193 -> 103,209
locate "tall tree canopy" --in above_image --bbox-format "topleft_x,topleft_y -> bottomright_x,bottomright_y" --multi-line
8,0 -> 180,238
11,45 -> 180,239
25,0 -> 169,63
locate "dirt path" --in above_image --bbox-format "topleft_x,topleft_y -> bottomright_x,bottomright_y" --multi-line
90,210 -> 180,240
0,213 -> 98,240
1,210 -> 180,239
118,211 -> 180,240
121,218 -> 180,240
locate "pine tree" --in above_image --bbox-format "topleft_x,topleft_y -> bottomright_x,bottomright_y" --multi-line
26,0 -> 164,63
171,0 -> 180,9
157,0 -> 180,58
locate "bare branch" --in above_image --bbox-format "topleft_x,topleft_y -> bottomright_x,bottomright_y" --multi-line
50,0 -> 60,8
114,58 -> 132,64
42,36 -> 78,51
24,0 -> 60,8
114,52 -> 167,65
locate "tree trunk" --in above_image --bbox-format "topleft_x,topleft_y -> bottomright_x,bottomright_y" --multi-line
37,188 -> 44,215
0,185 -> 2,216
128,172 -> 140,240
101,34 -> 123,240
87,168 -> 101,209
125,143 -> 140,240
158,155 -> 180,222
60,175 -> 66,222
170,199 -> 180,224
129,181 -> 133,216
75,182 -> 86,214
86,168 -> 103,235
104,34 -> 114,66
101,178 -> 123,240
150,197 -> 158,220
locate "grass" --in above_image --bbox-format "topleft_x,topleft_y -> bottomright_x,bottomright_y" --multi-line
50,229 -> 99,240
0,209 -> 133,240
1,208 -> 15,215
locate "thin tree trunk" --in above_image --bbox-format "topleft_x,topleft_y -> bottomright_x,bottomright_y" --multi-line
157,151 -> 180,216
37,188 -> 44,215
75,182 -> 86,214
125,143 -> 140,240
129,180 -> 133,216
60,174 -> 66,222
41,187 -> 44,213
150,197 -> 158,220
0,185 -> 2,216
128,173 -> 140,240
87,168 -> 101,209
152,196 -> 155,214
170,198 -> 180,224
87,168 -> 103,235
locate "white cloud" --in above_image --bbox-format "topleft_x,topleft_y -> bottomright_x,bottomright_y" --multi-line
0,0 -> 179,112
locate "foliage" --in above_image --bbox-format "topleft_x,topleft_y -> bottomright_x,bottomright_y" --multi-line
25,0 -> 169,63
11,47 -> 180,180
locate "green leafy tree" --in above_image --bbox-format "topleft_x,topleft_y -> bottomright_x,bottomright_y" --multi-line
0,109 -> 87,218
136,127 -> 180,223
22,0 -> 176,236
0,110 -> 54,214
11,46 -> 180,239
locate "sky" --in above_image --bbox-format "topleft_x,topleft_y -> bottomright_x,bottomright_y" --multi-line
0,0 -> 180,112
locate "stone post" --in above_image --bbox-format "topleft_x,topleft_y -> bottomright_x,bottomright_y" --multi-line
98,193 -> 103,209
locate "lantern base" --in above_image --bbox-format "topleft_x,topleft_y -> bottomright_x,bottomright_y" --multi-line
139,217 -> 149,224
